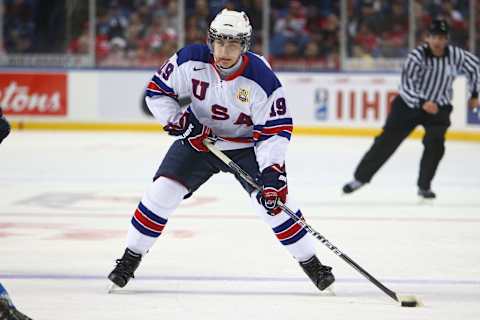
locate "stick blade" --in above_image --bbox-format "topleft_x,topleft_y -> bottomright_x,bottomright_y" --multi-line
398,295 -> 422,307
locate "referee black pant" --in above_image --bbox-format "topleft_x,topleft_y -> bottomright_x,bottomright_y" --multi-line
353,95 -> 452,190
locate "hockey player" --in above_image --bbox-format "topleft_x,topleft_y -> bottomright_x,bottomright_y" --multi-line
0,283 -> 33,320
108,9 -> 334,292
0,108 -> 11,144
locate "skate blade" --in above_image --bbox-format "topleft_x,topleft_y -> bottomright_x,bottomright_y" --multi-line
321,284 -> 336,296
107,283 -> 119,294
417,197 -> 434,205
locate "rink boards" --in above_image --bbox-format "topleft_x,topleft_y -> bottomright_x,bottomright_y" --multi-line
1,70 -> 480,141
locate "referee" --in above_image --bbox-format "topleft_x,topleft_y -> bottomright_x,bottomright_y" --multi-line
342,19 -> 480,199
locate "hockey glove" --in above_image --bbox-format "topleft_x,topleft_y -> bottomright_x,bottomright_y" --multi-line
163,110 -> 215,152
256,164 -> 288,215
0,109 -> 10,144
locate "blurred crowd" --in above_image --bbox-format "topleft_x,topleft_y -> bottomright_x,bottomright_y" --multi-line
415,0 -> 470,50
73,0 -> 180,67
347,0 -> 409,59
269,0 -> 339,70
0,0 -> 476,70
347,0 -> 470,59
2,0 -> 36,54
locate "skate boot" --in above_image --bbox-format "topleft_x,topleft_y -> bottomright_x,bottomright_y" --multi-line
299,255 -> 335,291
342,179 -> 365,194
418,188 -> 436,199
108,248 -> 142,288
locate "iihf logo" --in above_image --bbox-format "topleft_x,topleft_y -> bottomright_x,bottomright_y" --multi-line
314,88 -> 328,121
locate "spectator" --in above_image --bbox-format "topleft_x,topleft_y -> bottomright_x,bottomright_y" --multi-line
379,0 -> 408,57
124,12 -> 146,51
4,0 -> 476,70
269,0 -> 339,70
415,0 -> 470,50
270,1 -> 309,56
3,0 -> 35,53
99,36 -> 127,67
282,39 -> 300,59
353,23 -> 380,57
68,22 -> 90,54
313,13 -> 339,58
185,15 -> 205,44
304,41 -> 320,59
93,0 -> 179,67
348,0 -> 387,58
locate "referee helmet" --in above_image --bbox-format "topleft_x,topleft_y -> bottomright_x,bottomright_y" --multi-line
428,19 -> 449,36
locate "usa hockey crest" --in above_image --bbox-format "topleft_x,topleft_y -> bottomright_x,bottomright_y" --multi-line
237,88 -> 250,103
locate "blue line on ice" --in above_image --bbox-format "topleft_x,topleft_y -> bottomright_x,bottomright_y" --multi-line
1,274 -> 478,285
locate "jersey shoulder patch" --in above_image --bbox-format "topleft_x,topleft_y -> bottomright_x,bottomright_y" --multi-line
243,52 -> 282,97
176,44 -> 211,66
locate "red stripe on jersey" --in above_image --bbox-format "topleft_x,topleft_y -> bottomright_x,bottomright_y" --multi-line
148,82 -> 161,91
219,136 -> 253,143
134,209 -> 165,232
276,222 -> 302,240
262,125 -> 293,135
147,81 -> 177,97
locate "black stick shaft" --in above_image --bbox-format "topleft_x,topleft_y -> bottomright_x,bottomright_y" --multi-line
279,202 -> 399,303
203,139 -> 400,303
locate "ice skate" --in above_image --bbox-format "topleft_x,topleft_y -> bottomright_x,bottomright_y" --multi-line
418,188 -> 436,204
299,255 -> 335,292
418,188 -> 435,199
108,248 -> 142,291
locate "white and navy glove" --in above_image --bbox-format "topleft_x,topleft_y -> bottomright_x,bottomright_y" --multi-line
256,164 -> 288,215
163,110 -> 215,152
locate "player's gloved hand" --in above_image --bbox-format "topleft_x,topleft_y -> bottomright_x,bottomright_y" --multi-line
256,164 -> 288,215
0,109 -> 11,144
469,97 -> 479,111
163,111 -> 215,152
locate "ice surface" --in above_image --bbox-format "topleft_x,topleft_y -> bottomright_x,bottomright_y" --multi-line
1,132 -> 479,319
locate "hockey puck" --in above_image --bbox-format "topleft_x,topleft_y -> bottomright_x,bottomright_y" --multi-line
401,300 -> 418,307
398,295 -> 420,307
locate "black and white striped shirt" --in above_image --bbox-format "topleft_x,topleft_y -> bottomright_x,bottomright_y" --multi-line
399,44 -> 480,108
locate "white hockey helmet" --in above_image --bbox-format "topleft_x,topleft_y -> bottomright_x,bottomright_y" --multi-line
208,9 -> 252,53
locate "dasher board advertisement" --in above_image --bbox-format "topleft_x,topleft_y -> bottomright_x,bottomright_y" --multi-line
280,73 -> 467,128
1,73 -> 67,116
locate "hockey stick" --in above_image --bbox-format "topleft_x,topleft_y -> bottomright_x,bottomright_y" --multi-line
203,138 -> 421,307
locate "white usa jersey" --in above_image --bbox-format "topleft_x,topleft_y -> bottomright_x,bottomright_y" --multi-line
145,44 -> 293,170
